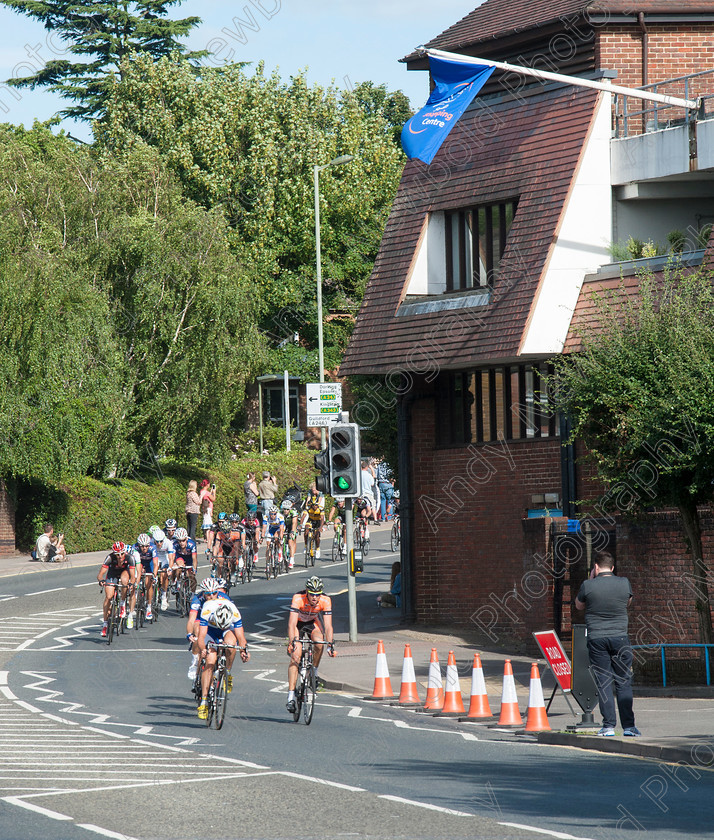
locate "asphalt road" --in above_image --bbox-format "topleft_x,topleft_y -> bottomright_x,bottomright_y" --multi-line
0,531 -> 711,840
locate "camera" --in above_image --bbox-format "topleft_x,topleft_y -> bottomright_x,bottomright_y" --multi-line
211,483 -> 216,492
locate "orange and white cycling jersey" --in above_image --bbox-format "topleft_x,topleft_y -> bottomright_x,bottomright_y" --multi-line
289,591 -> 332,623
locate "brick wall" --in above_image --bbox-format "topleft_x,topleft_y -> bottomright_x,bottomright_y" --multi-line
407,392 -> 714,653
0,480 -> 15,555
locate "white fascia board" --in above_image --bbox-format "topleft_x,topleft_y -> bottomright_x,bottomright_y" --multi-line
520,94 -> 613,356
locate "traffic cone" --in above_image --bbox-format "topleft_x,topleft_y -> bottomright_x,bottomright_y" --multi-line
422,648 -> 444,711
434,651 -> 466,716
497,659 -> 523,726
524,663 -> 551,732
460,653 -> 493,719
365,639 -> 395,700
396,644 -> 421,706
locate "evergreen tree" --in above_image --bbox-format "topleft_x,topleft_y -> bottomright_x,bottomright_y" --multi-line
1,1 -> 203,119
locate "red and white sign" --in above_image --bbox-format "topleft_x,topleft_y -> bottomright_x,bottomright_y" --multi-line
533,630 -> 572,692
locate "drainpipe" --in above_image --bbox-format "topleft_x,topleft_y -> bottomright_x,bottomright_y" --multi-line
397,390 -> 418,623
559,413 -> 577,519
638,12 -> 649,86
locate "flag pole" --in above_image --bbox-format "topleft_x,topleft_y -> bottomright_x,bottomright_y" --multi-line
424,48 -> 699,111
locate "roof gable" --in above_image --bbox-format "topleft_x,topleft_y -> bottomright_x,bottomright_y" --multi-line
341,87 -> 600,376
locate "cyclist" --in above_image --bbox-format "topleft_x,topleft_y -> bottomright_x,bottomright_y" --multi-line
226,513 -> 245,578
132,533 -> 158,622
186,577 -> 227,679
153,528 -> 176,611
197,599 -> 250,720
172,527 -> 198,592
286,575 -> 335,713
211,519 -> 234,582
328,496 -> 346,557
355,497 -> 372,545
265,505 -> 285,569
241,511 -> 261,569
97,542 -> 139,635
164,518 -> 178,541
281,499 -> 299,568
300,486 -> 326,561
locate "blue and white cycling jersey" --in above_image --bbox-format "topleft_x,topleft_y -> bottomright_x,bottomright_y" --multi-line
267,513 -> 284,536
132,543 -> 158,573
173,537 -> 197,564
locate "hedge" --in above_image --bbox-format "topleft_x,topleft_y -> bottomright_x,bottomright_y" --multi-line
14,447 -> 317,552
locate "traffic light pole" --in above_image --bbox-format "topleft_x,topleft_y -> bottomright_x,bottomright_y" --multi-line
346,500 -> 358,642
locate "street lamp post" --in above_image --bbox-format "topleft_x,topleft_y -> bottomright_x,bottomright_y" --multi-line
314,154 -> 354,447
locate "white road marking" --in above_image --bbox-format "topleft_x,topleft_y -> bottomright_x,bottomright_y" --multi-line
77,825 -> 142,840
2,797 -> 73,820
379,794 -> 473,817
498,823 -> 596,840
25,588 -> 66,596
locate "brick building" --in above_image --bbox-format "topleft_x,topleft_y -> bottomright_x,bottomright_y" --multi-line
341,0 -> 714,653
0,480 -> 15,555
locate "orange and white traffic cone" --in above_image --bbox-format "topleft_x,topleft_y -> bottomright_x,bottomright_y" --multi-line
397,644 -> 421,706
524,663 -> 551,732
497,659 -> 523,726
461,653 -> 493,719
422,648 -> 444,711
365,639 -> 395,700
434,651 -> 466,716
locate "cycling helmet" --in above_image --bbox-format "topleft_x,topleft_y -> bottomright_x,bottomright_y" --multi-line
148,525 -> 160,537
213,603 -> 234,630
137,533 -> 151,546
280,499 -> 293,511
154,529 -> 165,543
228,513 -> 240,524
216,577 -> 228,590
217,512 -> 227,522
112,541 -> 127,554
269,505 -> 278,515
165,518 -> 177,529
334,496 -> 345,504
305,575 -> 324,595
219,520 -> 231,533
200,577 -> 220,593
175,527 -> 188,540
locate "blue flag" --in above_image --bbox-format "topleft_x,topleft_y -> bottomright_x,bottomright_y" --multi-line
401,56 -> 495,165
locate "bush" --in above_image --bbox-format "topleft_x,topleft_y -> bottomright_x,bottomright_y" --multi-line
12,446 -> 316,552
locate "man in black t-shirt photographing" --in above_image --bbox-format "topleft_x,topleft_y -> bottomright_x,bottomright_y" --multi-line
575,550 -> 641,738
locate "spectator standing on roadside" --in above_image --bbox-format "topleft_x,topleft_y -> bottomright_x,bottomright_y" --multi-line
244,472 -> 259,517
574,551 -> 641,737
375,459 -> 395,522
258,471 -> 278,537
185,480 -> 201,542
360,459 -> 377,522
35,523 -> 67,563
199,479 -> 217,550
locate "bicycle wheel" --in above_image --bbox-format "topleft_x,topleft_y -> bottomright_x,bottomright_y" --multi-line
390,522 -> 399,552
137,591 -> 145,628
265,543 -> 272,580
331,536 -> 339,562
205,684 -> 214,727
293,673 -> 303,722
304,533 -> 312,567
107,600 -> 116,646
303,664 -> 316,725
213,673 -> 227,730
246,550 -> 254,583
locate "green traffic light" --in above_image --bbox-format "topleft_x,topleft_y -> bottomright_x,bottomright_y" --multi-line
336,476 -> 351,491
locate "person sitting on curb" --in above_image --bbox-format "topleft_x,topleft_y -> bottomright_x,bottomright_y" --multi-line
35,523 -> 67,563
377,561 -> 401,608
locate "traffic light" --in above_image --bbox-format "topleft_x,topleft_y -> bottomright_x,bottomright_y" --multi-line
314,447 -> 330,494
329,422 -> 361,497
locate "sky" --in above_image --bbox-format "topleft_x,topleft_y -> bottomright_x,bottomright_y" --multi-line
0,0 -> 476,141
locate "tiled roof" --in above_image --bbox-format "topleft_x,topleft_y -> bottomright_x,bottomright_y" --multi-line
405,0 -> 714,59
341,86 -> 600,376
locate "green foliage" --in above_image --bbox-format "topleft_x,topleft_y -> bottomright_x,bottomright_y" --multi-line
696,224 -> 713,250
667,229 -> 687,253
13,447 -> 316,551
95,56 -> 406,374
348,375 -> 399,480
1,0 -> 204,119
0,122 -> 263,480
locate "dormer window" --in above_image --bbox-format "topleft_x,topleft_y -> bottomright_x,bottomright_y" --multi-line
445,199 -> 518,291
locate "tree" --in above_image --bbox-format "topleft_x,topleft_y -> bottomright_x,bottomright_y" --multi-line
95,56 -> 406,377
550,268 -> 714,644
0,122 -> 263,479
1,1 -> 203,119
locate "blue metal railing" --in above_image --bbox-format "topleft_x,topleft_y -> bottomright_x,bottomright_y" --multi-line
632,643 -> 714,687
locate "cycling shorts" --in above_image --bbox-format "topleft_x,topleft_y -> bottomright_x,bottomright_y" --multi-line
296,619 -> 321,638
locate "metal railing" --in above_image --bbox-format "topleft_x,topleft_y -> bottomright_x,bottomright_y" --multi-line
632,643 -> 714,687
614,68 -> 714,139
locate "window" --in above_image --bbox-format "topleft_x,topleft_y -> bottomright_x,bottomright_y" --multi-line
265,386 -> 299,429
445,200 -> 518,292
437,363 -> 556,445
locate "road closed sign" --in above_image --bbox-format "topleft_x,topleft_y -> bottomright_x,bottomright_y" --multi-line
533,630 -> 572,692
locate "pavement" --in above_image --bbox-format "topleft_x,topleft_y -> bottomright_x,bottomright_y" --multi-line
2,545 -> 713,768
